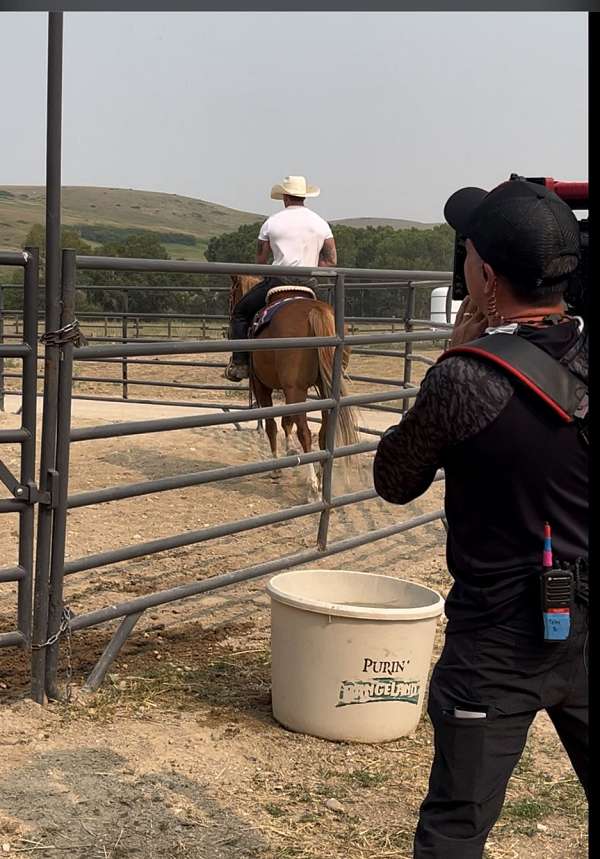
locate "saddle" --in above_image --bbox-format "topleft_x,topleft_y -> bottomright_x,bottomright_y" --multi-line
248,286 -> 316,339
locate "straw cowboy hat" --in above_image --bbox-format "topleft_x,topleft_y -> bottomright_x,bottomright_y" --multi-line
270,175 -> 321,200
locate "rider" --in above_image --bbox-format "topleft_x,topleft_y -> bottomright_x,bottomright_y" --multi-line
225,175 -> 338,381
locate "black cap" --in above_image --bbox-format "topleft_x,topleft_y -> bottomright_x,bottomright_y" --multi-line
444,180 -> 580,286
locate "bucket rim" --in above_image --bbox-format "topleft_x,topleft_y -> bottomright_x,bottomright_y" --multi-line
266,568 -> 444,621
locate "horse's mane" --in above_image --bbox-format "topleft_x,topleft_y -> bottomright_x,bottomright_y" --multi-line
231,274 -> 262,298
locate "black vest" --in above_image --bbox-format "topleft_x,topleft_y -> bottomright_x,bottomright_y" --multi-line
440,323 -> 588,631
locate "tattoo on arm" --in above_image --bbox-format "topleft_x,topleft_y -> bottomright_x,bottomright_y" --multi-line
319,239 -> 337,267
256,240 -> 271,265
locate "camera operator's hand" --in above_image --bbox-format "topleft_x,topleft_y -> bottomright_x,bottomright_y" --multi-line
448,295 -> 488,348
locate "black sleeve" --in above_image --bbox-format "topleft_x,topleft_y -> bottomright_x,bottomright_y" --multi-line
373,356 -> 513,505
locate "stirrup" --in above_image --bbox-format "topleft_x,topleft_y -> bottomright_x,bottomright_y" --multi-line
224,359 -> 249,382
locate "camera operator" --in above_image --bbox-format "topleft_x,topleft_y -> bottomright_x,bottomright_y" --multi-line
373,179 -> 588,859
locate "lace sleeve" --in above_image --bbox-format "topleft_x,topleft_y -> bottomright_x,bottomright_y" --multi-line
373,356 -> 513,504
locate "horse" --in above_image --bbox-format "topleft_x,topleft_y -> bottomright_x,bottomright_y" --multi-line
229,275 -> 360,499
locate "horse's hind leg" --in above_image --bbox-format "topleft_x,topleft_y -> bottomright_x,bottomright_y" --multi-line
252,377 -> 279,477
317,409 -> 328,491
282,414 -> 297,455
284,387 -> 319,501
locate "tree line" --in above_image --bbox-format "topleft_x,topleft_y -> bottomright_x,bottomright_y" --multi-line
205,221 -> 454,318
0,220 -> 454,320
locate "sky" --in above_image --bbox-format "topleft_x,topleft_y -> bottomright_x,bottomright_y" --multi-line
1,11 -> 588,223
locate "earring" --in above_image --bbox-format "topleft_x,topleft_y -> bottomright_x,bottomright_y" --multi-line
487,284 -> 503,324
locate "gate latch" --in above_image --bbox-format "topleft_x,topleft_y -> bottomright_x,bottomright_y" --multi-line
13,478 -> 53,507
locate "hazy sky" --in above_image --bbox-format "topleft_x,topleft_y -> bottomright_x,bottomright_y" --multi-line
1,11 -> 588,223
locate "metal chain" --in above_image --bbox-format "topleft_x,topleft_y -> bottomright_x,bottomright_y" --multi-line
31,606 -> 74,702
31,606 -> 74,650
64,613 -> 73,703
40,320 -> 87,348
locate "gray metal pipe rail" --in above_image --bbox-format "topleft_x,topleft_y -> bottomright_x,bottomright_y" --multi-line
0,344 -> 32,358
1,278 -> 451,293
69,397 -> 336,442
0,247 -> 39,654
68,509 -> 444,636
76,255 -> 452,282
0,428 -> 31,443
0,499 -> 29,513
1,309 -> 447,327
1,371 -> 245,394
63,497 -> 326,577
0,566 -> 28,583
22,247 -> 454,700
0,252 -> 29,267
0,631 -> 25,648
71,328 -> 451,362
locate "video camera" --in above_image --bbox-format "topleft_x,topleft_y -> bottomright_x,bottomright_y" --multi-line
450,174 -> 589,319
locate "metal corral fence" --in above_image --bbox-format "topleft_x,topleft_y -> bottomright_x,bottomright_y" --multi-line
0,278 -> 455,419
0,249 -> 454,703
0,250 -> 39,653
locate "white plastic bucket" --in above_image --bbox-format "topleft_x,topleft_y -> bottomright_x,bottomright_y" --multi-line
267,569 -> 444,743
430,286 -> 462,324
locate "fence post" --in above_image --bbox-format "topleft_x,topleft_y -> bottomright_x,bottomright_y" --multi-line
17,248 -> 40,646
44,248 -> 77,700
402,282 -> 415,415
317,272 -> 345,551
122,291 -> 128,400
31,11 -> 64,702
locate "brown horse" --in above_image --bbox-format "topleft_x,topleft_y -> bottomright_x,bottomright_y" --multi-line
229,275 -> 360,499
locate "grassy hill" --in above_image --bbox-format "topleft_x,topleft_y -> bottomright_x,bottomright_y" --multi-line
0,186 -> 266,260
0,186 -> 439,260
331,216 -> 440,230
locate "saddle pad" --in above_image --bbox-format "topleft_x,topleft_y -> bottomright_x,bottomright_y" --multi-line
249,296 -> 313,339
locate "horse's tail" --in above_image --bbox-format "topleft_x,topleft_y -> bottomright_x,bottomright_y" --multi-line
308,306 -> 360,453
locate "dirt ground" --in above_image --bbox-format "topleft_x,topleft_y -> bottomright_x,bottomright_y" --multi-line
0,345 -> 588,858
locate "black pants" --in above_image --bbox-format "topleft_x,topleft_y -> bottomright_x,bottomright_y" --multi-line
414,602 -> 588,858
229,278 -> 275,364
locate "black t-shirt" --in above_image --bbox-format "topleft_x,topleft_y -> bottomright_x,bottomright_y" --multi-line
373,319 -> 589,632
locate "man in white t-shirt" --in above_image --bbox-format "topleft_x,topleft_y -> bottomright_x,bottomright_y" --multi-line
225,175 -> 337,381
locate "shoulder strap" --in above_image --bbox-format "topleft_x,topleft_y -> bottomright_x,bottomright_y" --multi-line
439,333 -> 588,424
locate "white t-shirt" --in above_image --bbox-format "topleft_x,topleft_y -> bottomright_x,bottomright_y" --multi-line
258,206 -> 333,267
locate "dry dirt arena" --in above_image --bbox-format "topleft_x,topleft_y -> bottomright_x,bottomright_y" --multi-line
0,348 -> 588,859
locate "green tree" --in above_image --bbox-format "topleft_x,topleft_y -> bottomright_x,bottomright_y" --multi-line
23,223 -> 94,257
82,233 -> 173,313
205,221 -> 262,264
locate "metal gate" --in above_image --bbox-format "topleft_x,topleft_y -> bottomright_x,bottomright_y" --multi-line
22,250 -> 451,702
0,249 -> 39,651
1,246 -> 452,702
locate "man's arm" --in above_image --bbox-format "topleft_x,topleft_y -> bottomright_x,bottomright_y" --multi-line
373,357 -> 514,505
318,237 -> 337,268
256,240 -> 271,265
373,370 -> 446,505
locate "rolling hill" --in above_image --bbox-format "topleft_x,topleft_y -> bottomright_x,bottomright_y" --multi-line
0,186 -> 440,259
331,216 -> 439,230
0,186 -> 265,259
